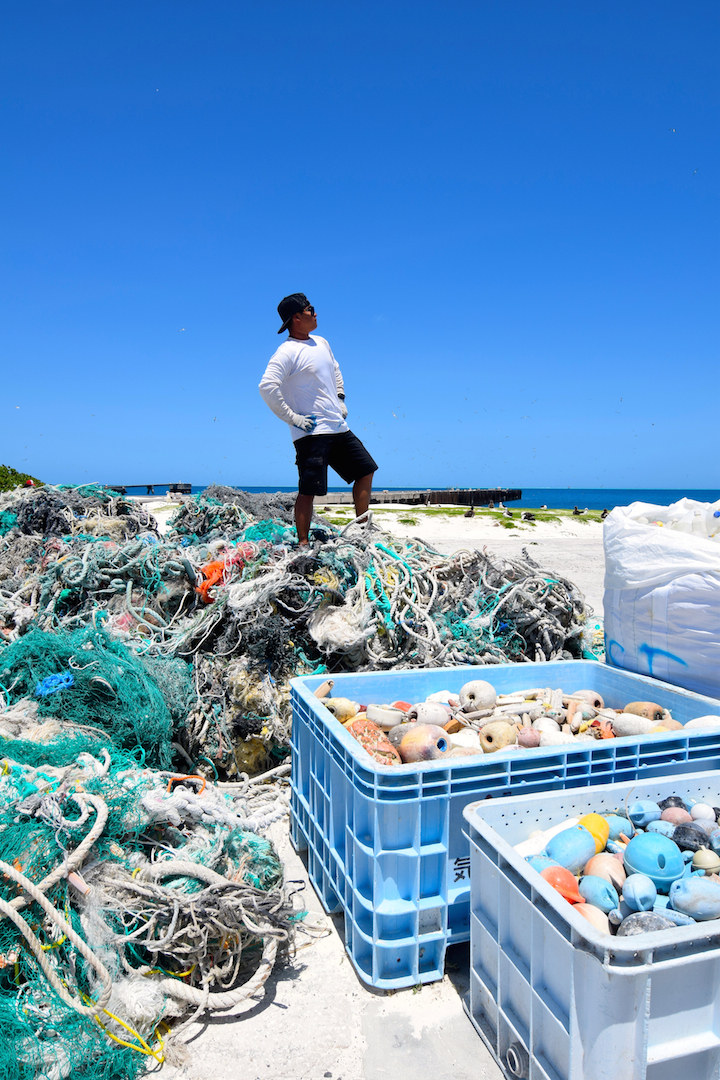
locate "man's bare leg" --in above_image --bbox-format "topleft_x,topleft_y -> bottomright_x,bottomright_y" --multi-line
353,473 -> 374,523
295,493 -> 314,545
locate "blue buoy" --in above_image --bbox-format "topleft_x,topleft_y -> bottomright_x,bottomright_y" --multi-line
653,905 -> 696,927
545,826 -> 597,875
669,877 -> 720,921
578,875 -> 619,913
616,898 -> 635,920
526,855 -> 560,875
628,800 -> 661,828
623,832 -> 685,892
647,819 -> 677,839
622,873 -> 657,912
604,814 -> 635,841
608,907 -> 623,929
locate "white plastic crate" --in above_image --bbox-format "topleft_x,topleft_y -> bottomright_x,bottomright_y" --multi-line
463,773 -> 720,1080
291,659 -> 720,989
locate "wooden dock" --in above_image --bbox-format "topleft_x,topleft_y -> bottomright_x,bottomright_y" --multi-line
314,488 -> 521,507
106,484 -> 192,495
109,484 -> 521,507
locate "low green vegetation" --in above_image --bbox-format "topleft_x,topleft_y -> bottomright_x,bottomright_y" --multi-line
316,503 -> 605,530
483,507 -> 604,527
313,507 -> 352,526
375,506 -> 468,517
0,464 -> 43,493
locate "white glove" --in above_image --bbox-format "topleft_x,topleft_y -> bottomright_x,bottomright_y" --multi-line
291,412 -> 317,433
339,400 -> 348,419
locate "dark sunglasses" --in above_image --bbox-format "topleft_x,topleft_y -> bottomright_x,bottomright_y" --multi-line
302,305 -> 315,316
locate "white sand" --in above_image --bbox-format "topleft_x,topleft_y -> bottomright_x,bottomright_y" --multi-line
368,504 -> 605,543
129,495 -> 183,534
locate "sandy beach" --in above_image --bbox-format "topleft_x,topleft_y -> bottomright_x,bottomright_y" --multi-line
142,499 -> 603,1080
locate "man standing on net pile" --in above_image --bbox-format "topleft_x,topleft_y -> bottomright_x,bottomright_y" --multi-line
259,293 -> 378,546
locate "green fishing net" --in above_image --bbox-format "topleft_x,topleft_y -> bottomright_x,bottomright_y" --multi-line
137,652 -> 194,727
223,831 -> 283,892
57,483 -> 118,500
241,520 -> 295,545
0,627 -> 188,769
0,1001 -> 148,1080
0,511 -> 18,536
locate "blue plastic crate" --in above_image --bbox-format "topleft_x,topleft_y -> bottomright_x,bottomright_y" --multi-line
290,659 -> 720,989
463,773 -> 720,1080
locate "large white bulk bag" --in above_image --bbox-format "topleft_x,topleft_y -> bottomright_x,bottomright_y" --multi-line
603,499 -> 720,699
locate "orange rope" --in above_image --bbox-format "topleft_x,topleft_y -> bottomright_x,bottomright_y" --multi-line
166,774 -> 207,795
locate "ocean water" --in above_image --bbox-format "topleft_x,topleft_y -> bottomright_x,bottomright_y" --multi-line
119,484 -> 719,511
506,488 -> 719,511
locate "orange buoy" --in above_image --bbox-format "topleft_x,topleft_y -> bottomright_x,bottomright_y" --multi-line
345,718 -> 401,765
540,865 -> 584,904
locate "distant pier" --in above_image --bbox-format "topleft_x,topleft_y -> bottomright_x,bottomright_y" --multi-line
314,488 -> 522,507
109,484 -> 521,507
106,483 -> 192,496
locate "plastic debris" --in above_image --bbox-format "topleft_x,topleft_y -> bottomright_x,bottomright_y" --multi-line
0,482 -> 612,1071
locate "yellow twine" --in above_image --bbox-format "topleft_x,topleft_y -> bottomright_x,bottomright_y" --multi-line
83,994 -> 165,1063
312,569 -> 339,591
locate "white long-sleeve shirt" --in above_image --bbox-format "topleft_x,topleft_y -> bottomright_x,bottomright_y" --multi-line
259,334 -> 349,442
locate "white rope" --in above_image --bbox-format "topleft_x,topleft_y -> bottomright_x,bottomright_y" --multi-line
156,936 -> 277,1009
5,792 -> 108,914
0,859 -> 113,1017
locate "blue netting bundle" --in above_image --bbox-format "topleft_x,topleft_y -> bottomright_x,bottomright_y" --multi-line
35,671 -> 74,697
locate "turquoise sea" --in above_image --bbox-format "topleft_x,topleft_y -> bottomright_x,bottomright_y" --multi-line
119,485 -> 719,512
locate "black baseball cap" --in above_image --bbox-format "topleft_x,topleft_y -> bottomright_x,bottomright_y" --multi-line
277,292 -> 312,334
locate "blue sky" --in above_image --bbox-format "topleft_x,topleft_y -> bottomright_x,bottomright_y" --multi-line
2,1 -> 718,490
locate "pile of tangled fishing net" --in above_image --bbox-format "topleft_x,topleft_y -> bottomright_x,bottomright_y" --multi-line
169,484 -> 299,543
0,698 -> 297,1080
0,483 -> 156,542
0,625 -> 191,770
0,485 -> 596,779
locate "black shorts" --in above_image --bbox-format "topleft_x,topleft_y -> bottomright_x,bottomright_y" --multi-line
295,431 -> 378,496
